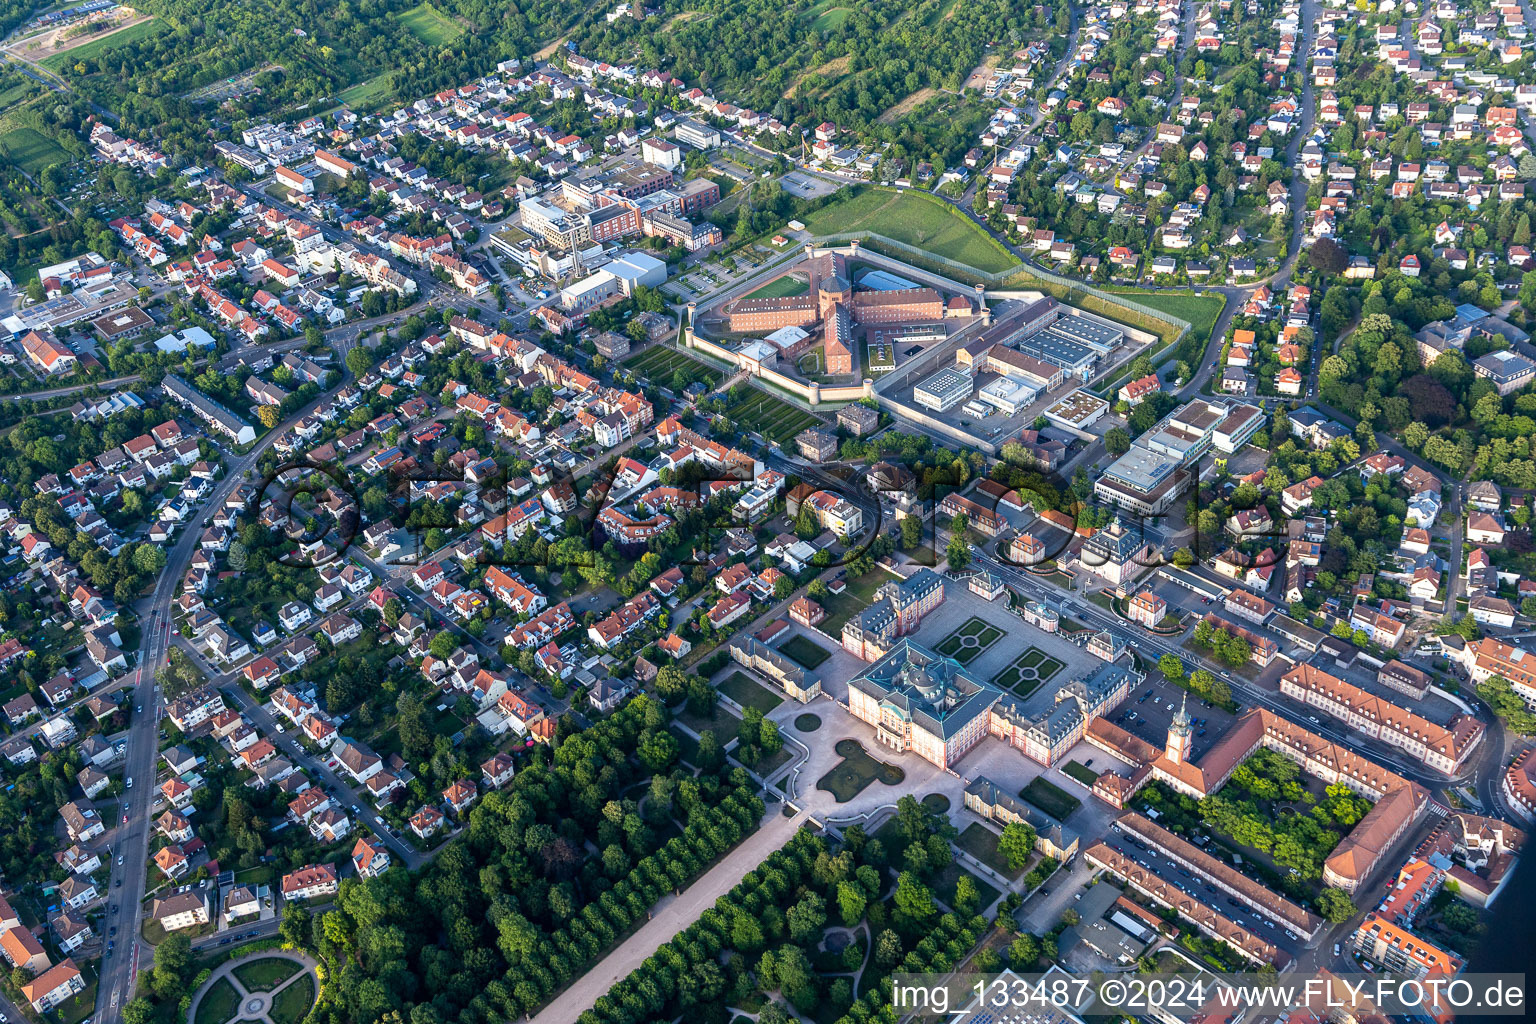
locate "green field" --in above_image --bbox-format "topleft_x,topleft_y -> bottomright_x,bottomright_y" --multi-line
338,71 -> 399,110
718,671 -> 784,714
42,17 -> 166,70
743,273 -> 810,300
0,127 -> 68,175
726,387 -> 822,444
800,188 -> 1018,275
624,345 -> 720,388
395,2 -> 464,45
780,634 -> 831,668
810,5 -> 853,31
1104,288 -> 1225,344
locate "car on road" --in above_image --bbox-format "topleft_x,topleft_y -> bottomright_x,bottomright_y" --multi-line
136,706 -> 142,714
117,855 -> 123,866
1334,944 -> 1341,957
109,926 -> 116,937
125,777 -> 133,789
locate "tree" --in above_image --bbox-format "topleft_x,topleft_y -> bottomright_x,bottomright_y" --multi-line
893,871 -> 937,929
1009,932 -> 1041,966
1158,653 -> 1185,683
258,404 -> 281,429
346,346 -> 373,376
1316,887 -> 1355,924
1310,237 -> 1348,275
1104,427 -> 1131,455
999,820 -> 1037,870
836,880 -> 867,926
900,515 -> 924,550
953,874 -> 980,916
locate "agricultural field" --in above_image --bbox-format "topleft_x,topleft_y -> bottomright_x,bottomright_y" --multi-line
395,2 -> 464,45
800,188 -> 1018,274
726,387 -> 822,444
0,126 -> 69,175
624,345 -> 720,389
39,16 -> 164,70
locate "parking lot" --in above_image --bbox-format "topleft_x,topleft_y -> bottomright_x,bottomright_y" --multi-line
1101,828 -> 1307,959
1108,670 -> 1239,764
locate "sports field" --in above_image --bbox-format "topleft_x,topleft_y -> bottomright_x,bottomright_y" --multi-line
41,16 -> 164,70
0,127 -> 68,174
396,2 -> 463,45
743,273 -> 809,300
338,72 -> 398,110
800,188 -> 1018,275
726,388 -> 822,444
624,345 -> 719,388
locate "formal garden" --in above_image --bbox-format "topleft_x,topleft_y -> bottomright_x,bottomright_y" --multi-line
934,616 -> 1003,665
990,646 -> 1066,694
815,739 -> 906,802
191,955 -> 318,1024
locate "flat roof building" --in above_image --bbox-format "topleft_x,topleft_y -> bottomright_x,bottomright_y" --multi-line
914,366 -> 974,412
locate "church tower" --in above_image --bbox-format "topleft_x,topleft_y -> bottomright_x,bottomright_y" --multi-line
1164,691 -> 1193,765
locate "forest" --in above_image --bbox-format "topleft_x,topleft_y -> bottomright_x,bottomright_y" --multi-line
571,0 -> 1033,142
287,695 -> 766,1023
55,0 -> 582,162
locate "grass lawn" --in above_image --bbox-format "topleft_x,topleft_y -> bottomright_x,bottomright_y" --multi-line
718,671 -> 785,714
956,821 -> 1024,879
931,859 -> 1001,913
41,16 -> 164,69
195,978 -> 241,1024
1104,288 -> 1225,344
744,273 -> 809,300
1062,761 -> 1100,787
794,712 -> 822,731
820,567 -> 891,636
395,1 -> 463,44
337,71 -> 398,110
780,633 -> 831,669
0,126 -> 68,175
725,387 -> 821,444
816,738 -> 904,802
269,973 -> 316,1024
232,957 -> 302,992
921,792 -> 950,814
1020,777 -> 1081,820
799,188 -> 1018,275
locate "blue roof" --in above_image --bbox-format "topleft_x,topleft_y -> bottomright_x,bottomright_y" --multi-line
1456,303 -> 1489,324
